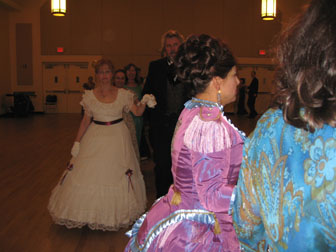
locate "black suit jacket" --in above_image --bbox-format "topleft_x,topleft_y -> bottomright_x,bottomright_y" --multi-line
143,57 -> 169,121
143,57 -> 188,126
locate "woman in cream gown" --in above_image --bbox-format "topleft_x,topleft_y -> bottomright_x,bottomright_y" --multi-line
48,59 -> 154,231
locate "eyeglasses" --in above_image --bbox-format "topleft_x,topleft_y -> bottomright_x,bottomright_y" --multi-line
97,70 -> 112,75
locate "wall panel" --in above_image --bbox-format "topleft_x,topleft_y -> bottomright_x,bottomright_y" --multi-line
16,23 -> 33,86
0,7 -> 10,91
70,0 -> 102,55
101,0 -> 133,56
39,0 -> 309,74
162,0 -> 194,38
189,0 -> 223,37
131,0 -> 164,57
0,7 -> 11,114
40,1 -> 71,54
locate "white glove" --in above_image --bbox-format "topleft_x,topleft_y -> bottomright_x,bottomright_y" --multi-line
140,94 -> 151,104
141,94 -> 157,108
147,95 -> 157,108
71,141 -> 80,157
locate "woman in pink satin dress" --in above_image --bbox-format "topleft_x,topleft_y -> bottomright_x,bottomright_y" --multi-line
125,34 -> 245,251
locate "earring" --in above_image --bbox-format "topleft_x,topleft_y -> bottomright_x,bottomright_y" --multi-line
217,90 -> 221,105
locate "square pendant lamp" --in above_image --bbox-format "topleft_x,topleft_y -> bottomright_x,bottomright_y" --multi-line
51,0 -> 66,16
261,0 -> 276,20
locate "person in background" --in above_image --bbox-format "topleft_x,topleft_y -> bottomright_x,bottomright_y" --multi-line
124,63 -> 144,151
113,69 -> 140,163
82,76 -> 95,90
247,70 -> 258,118
48,59 -> 156,231
237,78 -> 248,115
113,69 -> 126,88
142,29 -> 187,198
125,34 -> 244,252
233,0 -> 336,250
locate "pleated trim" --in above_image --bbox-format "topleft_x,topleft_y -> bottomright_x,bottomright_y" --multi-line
184,98 -> 246,146
126,209 -> 218,252
184,115 -> 231,153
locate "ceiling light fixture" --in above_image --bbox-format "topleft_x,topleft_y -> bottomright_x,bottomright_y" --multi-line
51,0 -> 66,17
261,0 -> 276,20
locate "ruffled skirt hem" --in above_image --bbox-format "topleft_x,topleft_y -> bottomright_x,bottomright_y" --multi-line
49,210 -> 145,231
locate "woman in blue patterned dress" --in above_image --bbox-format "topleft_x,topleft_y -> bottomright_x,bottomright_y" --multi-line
232,0 -> 336,251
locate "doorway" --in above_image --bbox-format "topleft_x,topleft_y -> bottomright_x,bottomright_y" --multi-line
42,62 -> 91,113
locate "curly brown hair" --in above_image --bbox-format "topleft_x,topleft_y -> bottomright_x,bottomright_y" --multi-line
174,34 -> 236,97
273,0 -> 336,131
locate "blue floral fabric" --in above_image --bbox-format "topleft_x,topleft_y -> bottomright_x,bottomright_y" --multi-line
232,108 -> 336,251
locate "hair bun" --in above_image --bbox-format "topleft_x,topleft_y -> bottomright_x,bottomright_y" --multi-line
175,34 -> 235,96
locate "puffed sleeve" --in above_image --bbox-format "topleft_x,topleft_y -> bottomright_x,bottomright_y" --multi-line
79,91 -> 93,117
122,89 -> 136,113
184,112 -> 243,213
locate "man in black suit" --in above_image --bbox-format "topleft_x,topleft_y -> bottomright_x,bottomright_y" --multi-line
247,70 -> 259,118
142,30 -> 186,198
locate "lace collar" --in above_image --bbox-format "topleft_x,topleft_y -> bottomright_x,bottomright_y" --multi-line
185,97 -> 223,110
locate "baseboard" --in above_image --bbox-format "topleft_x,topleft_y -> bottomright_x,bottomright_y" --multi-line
0,111 -> 45,118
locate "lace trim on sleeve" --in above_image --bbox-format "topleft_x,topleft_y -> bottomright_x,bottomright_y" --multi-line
122,89 -> 136,113
80,90 -> 93,117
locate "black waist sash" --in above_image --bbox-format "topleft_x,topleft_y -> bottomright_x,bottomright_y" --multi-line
93,118 -> 123,125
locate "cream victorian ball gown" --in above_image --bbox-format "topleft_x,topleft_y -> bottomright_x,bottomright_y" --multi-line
48,88 -> 147,231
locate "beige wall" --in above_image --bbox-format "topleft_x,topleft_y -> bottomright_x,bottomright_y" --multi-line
40,0 -> 284,65
39,0 -> 308,64
3,0 -> 309,112
8,4 -> 44,111
0,6 -> 11,114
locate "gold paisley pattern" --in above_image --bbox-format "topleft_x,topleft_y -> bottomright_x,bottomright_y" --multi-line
294,128 -> 310,152
232,109 -> 336,251
303,137 -> 336,202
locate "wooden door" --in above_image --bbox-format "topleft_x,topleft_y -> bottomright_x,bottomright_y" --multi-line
43,62 -> 91,113
67,64 -> 90,113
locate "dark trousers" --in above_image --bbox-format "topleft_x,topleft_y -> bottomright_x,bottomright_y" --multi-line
247,94 -> 257,116
149,115 -> 177,198
139,125 -> 151,158
237,93 -> 247,115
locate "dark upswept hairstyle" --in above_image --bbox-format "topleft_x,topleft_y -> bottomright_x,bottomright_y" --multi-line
94,58 -> 115,74
174,34 -> 236,96
272,0 -> 336,131
124,63 -> 141,84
